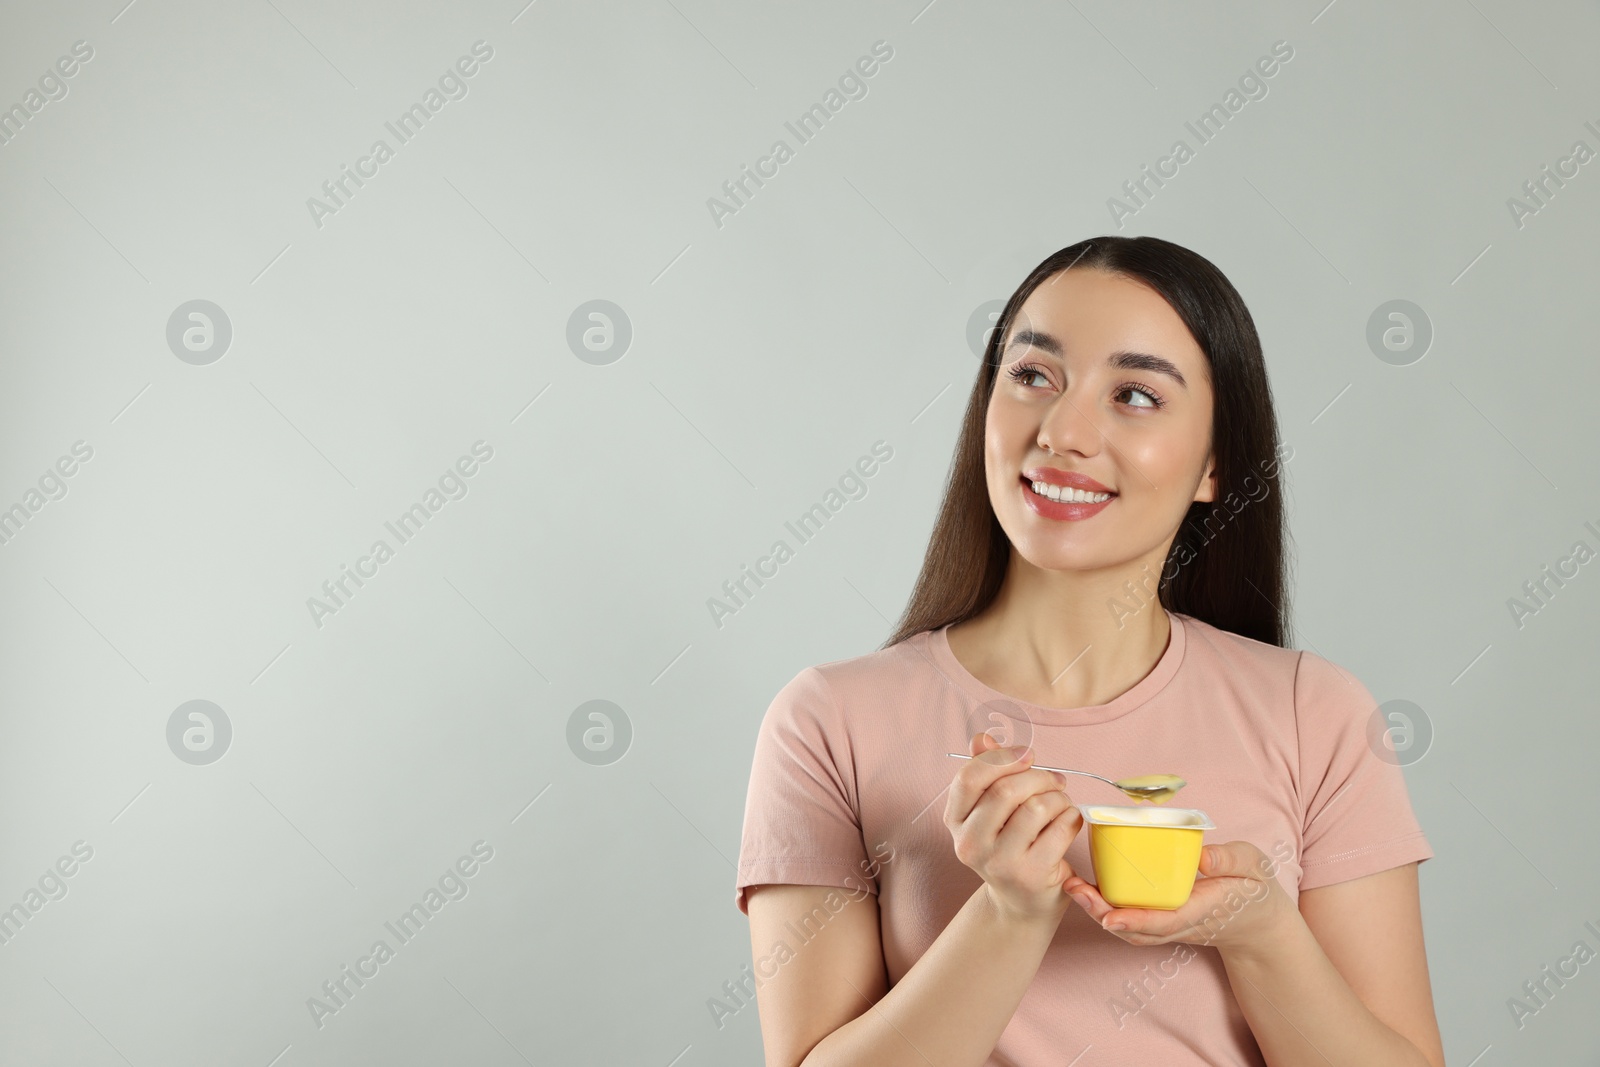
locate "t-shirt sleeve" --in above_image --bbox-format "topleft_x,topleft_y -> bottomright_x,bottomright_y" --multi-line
1293,650 -> 1434,891
734,666 -> 874,915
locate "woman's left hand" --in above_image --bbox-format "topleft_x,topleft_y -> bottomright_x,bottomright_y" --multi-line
1063,840 -> 1294,951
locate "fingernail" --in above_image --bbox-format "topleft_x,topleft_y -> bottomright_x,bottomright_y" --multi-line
1070,893 -> 1090,907
1052,771 -> 1068,788
1011,746 -> 1032,761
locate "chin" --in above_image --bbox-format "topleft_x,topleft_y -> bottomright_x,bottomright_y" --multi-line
1010,538 -> 1101,573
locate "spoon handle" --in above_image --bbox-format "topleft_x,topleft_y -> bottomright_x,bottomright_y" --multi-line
944,751 -> 1116,788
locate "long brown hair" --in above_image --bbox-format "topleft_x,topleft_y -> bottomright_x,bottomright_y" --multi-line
882,235 -> 1291,650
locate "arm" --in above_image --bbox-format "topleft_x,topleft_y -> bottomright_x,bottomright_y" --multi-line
744,880 -> 1061,1067
1219,863 -> 1445,1067
1062,846 -> 1445,1067
740,734 -> 1081,1066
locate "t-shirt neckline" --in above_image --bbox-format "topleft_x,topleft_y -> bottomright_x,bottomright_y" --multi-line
927,609 -> 1187,726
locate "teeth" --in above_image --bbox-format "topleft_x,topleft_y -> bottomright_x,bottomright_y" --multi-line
1030,480 -> 1112,504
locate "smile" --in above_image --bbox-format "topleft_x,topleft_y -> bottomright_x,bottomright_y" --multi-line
1019,475 -> 1116,520
1026,479 -> 1113,504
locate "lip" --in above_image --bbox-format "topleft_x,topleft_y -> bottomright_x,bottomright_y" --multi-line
1021,467 -> 1116,494
1019,472 -> 1116,521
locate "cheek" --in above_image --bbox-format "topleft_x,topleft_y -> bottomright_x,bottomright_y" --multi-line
1117,431 -> 1198,486
983,426 -> 1022,508
983,412 -> 1012,469
986,397 -> 1031,451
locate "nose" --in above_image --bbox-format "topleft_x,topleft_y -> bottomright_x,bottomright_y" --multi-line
1037,388 -> 1104,458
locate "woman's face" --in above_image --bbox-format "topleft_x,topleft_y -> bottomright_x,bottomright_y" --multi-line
985,267 -> 1216,576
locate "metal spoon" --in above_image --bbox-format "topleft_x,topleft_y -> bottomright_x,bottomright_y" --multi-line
945,752 -> 1186,804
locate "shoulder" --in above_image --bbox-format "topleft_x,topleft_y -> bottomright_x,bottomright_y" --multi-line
760,631 -> 940,738
1289,646 -> 1380,737
779,631 -> 938,705
753,635 -> 936,781
1176,611 -> 1301,684
1179,613 -> 1377,725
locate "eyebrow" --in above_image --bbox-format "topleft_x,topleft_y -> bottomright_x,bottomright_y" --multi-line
1004,329 -> 1189,390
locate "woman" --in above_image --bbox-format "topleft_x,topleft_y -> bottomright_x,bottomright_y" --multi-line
734,236 -> 1443,1066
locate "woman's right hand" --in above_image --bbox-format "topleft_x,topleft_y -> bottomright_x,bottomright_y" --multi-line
943,731 -> 1084,926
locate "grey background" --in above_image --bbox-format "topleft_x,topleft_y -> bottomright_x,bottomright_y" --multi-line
0,0 -> 1596,1064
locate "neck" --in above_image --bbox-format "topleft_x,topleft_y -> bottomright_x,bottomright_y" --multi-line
957,548 -> 1172,708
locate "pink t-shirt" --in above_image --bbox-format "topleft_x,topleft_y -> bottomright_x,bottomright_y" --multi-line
735,608 -> 1433,1065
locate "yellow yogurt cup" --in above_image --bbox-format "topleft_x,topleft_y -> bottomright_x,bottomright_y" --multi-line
1082,804 -> 1216,910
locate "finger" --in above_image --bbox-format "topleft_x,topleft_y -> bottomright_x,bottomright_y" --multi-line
971,732 -> 1029,769
1104,924 -> 1169,946
1061,880 -> 1179,941
968,732 -> 1035,777
944,745 -> 1034,826
1197,841 -> 1267,881
962,767 -> 1064,844
1035,803 -> 1085,890
995,788 -> 1073,857
1063,878 -> 1116,923
971,730 -> 1030,763
1097,906 -> 1173,934
1072,874 -> 1243,943
1023,795 -> 1082,870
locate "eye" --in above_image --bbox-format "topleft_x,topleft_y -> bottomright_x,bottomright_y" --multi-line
1115,383 -> 1165,409
1005,363 -> 1049,388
